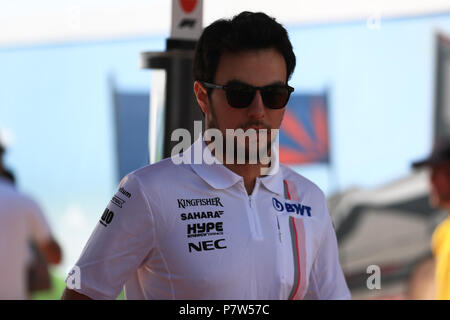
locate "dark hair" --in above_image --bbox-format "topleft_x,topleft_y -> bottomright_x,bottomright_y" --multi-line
0,144 -> 4,170
1,168 -> 15,184
193,11 -> 296,84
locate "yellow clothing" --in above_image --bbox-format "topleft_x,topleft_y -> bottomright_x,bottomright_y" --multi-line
432,216 -> 450,299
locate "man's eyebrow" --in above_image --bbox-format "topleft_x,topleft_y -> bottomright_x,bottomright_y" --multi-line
226,79 -> 286,86
269,80 -> 286,86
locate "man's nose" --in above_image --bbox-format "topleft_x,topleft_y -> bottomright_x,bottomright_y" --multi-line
247,90 -> 265,119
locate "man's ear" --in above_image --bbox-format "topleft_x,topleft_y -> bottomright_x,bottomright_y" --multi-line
194,81 -> 210,115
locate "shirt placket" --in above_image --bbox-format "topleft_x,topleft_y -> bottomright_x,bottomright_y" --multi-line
246,179 -> 263,240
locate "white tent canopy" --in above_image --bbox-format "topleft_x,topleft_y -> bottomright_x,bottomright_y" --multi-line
331,170 -> 432,231
1,0 -> 450,47
328,170 -> 446,294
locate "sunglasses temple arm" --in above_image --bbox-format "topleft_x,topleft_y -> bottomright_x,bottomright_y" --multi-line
201,82 -> 225,90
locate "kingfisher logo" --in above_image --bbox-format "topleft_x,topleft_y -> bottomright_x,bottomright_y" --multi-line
272,198 -> 312,217
177,197 -> 224,209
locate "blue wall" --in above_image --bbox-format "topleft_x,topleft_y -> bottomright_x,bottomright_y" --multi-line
290,13 -> 450,192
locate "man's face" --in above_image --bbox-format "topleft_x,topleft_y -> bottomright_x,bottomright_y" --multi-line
430,162 -> 450,208
197,48 -> 287,161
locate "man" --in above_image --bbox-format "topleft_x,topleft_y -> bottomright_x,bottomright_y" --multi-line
62,12 -> 350,300
412,137 -> 450,299
0,143 -> 62,299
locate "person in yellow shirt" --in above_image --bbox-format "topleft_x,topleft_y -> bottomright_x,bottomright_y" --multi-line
431,217 -> 450,299
413,138 -> 450,299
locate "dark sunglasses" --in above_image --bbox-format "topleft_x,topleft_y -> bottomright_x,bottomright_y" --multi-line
201,81 -> 294,109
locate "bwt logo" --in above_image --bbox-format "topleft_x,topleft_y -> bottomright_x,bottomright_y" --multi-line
272,198 -> 312,217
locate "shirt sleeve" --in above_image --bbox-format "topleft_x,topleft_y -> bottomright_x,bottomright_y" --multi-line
303,203 -> 351,300
68,173 -> 155,300
26,198 -> 52,245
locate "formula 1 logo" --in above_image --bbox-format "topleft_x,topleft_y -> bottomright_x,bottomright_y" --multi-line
272,198 -> 312,217
179,19 -> 196,28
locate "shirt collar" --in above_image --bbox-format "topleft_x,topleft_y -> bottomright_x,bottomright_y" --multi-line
189,138 -> 242,190
187,137 -> 285,195
259,149 -> 284,196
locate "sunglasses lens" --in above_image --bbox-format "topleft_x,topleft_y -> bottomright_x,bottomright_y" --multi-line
225,85 -> 255,108
222,83 -> 292,109
261,86 -> 290,109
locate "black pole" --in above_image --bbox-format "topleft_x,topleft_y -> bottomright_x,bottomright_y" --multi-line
141,38 -> 204,159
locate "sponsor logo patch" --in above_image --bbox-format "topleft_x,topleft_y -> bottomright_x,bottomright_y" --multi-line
119,187 -> 131,199
180,210 -> 224,221
177,197 -> 224,209
110,195 -> 125,208
187,222 -> 224,238
188,239 -> 227,253
100,208 -> 114,227
272,198 -> 312,217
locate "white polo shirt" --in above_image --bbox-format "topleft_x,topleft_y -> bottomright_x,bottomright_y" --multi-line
68,138 -> 350,300
0,177 -> 52,299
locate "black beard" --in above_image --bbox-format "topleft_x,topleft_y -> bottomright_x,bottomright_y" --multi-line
206,102 -> 272,164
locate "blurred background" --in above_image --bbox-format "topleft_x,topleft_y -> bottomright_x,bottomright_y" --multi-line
1,0 -> 450,299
